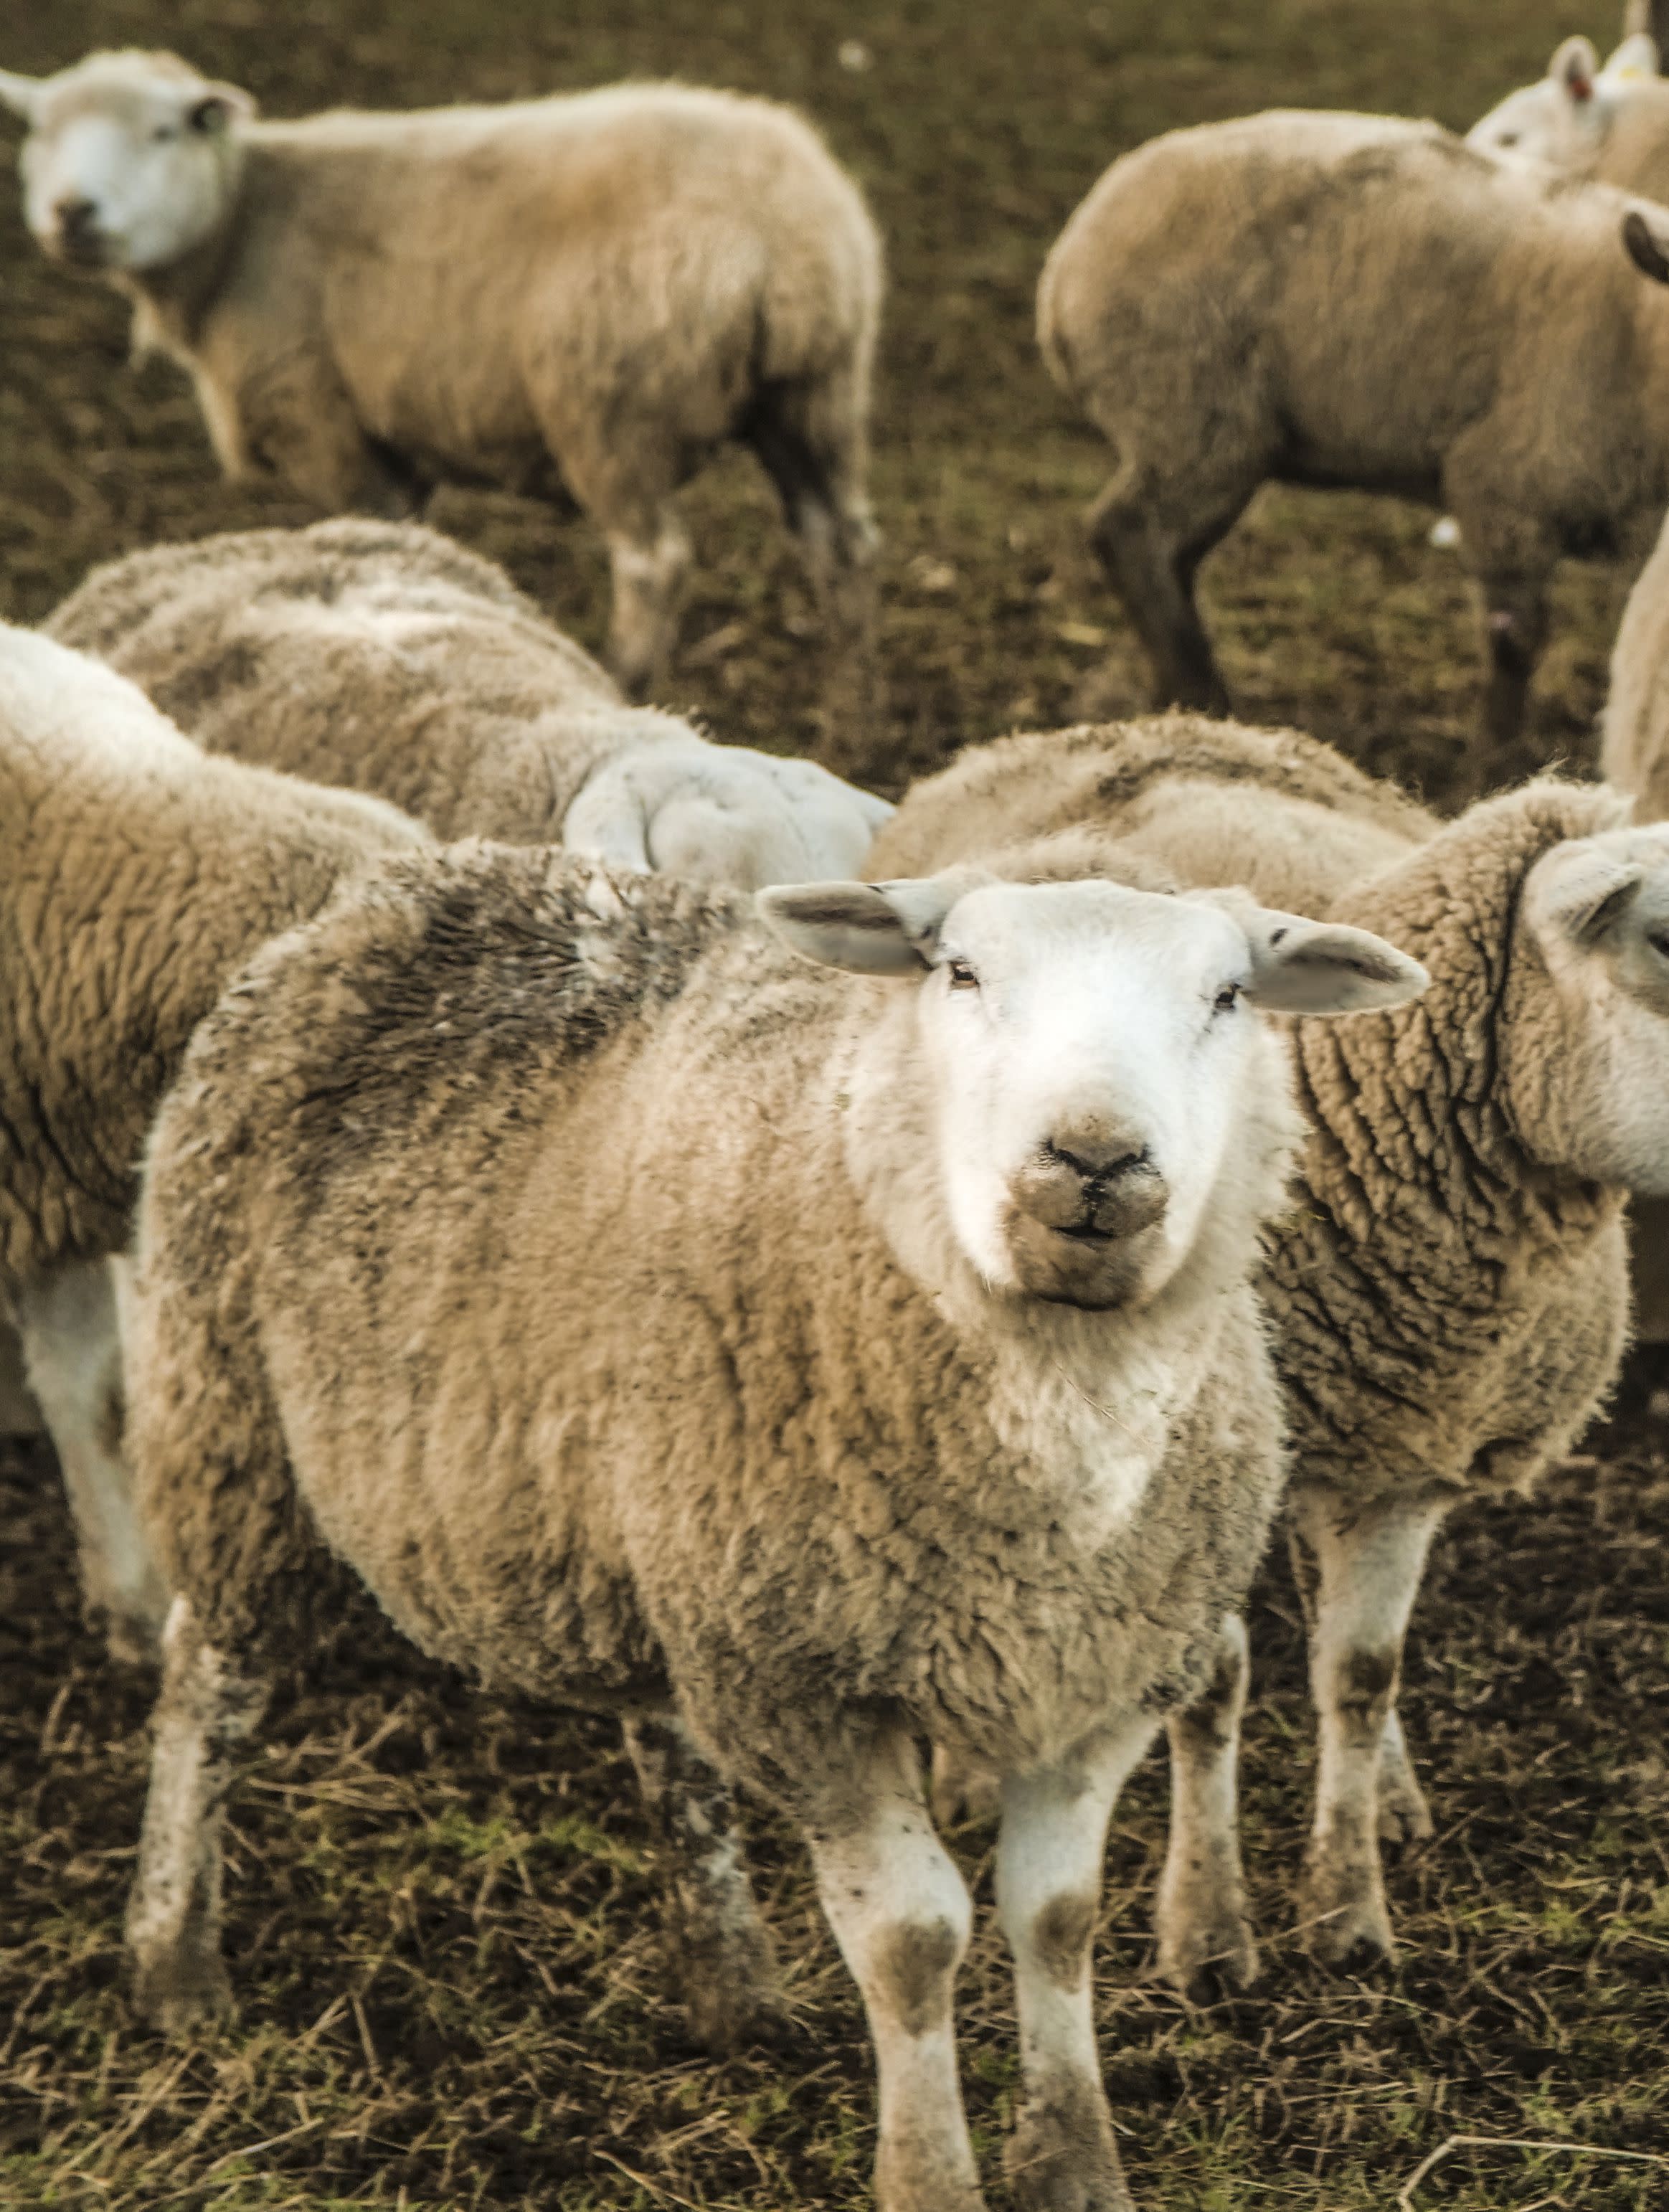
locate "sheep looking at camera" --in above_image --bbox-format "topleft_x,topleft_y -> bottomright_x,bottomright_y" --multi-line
47,520 -> 894,888
873,715 -> 1669,1975
117,830 -> 1422,2212
0,50 -> 882,754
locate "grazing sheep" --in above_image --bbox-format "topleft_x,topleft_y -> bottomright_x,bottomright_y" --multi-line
1467,32 -> 1669,196
0,620 -> 426,1663
47,520 -> 894,888
0,51 -> 882,750
117,833 -> 1422,2211
1037,112 -> 1669,745
873,716 -> 1669,1970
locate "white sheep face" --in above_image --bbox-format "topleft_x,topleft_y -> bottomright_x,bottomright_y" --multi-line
1466,34 -> 1655,174
1,52 -> 251,273
761,873 -> 1428,1312
1514,826 -> 1669,1194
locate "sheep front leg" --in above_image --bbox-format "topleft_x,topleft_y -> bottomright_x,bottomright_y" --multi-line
1154,1613 -> 1258,1995
996,1718 -> 1157,2212
1290,1488 -> 1444,1969
621,1714 -> 780,2051
127,1595 -> 266,2037
605,519 -> 693,699
1477,569 -> 1550,752
807,1729 -> 984,2212
18,1259 -> 168,1666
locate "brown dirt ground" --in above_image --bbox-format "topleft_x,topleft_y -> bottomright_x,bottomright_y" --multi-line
3,1 -> 1668,2207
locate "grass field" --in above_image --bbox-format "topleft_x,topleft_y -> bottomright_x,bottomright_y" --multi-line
3,1 -> 1669,2206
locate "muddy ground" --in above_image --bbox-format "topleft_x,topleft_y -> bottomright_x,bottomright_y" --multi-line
3,0 -> 1669,2206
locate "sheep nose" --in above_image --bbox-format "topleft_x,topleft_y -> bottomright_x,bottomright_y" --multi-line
55,196 -> 99,240
1011,1138 -> 1168,1240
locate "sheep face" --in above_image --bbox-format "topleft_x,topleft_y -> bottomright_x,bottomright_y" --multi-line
1465,34 -> 1654,174
0,51 -> 251,273
1512,826 -> 1669,1194
760,874 -> 1427,1313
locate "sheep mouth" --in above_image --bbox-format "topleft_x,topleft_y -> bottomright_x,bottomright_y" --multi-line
44,227 -> 112,268
1053,1221 -> 1114,1245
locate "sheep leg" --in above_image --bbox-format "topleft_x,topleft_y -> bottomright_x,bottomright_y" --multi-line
928,1740 -> 1002,1828
17,1259 -> 168,1667
1153,1613 -> 1258,1996
1085,471 -> 1242,715
1376,1706 -> 1434,1845
1290,1488 -> 1444,1969
1476,569 -> 1550,751
807,1728 -> 985,2212
744,382 -> 882,775
996,1717 -> 1155,2212
127,1594 -> 266,2037
603,518 -> 693,699
621,1714 -> 780,2051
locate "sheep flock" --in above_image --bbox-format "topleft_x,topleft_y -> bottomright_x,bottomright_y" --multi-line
5,6 -> 1669,2211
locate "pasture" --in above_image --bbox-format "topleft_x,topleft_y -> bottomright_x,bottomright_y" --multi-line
2,0 -> 1668,2206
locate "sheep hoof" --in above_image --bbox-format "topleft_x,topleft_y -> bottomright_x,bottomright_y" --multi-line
133,1950 -> 234,2041
1154,1904 -> 1260,2000
676,1922 -> 785,2055
1005,2085 -> 1134,2212
1298,1863 -> 1396,1972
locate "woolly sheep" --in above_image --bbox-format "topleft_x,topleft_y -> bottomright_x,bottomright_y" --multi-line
0,621 -> 426,1663
47,519 -> 894,888
1037,111 -> 1669,745
115,831 -> 1422,2209
1467,32 -> 1669,195
0,52 -> 882,750
873,716 -> 1669,1970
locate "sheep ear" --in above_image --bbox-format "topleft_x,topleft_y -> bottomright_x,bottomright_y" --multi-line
1528,843 -> 1646,945
1607,31 -> 1660,78
1239,908 -> 1430,1015
1551,34 -> 1599,102
188,82 -> 256,133
0,69 -> 41,120
1626,207 -> 1669,285
756,878 -> 963,975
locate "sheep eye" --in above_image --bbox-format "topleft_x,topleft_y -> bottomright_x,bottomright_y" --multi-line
1213,983 -> 1242,1014
152,124 -> 179,143
1498,131 -> 1520,146
945,958 -> 979,991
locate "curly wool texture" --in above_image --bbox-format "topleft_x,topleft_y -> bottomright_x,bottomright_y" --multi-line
874,718 -> 1632,1510
128,840 -> 1290,1809
47,519 -> 684,841
0,631 -> 425,1292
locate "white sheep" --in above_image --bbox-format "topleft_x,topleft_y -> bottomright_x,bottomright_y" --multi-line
1467,31 -> 1668,193
873,714 -> 1669,1973
117,833 -> 1423,2211
47,519 -> 894,888
0,620 -> 426,1663
0,51 -> 883,753
1038,110 -> 1669,745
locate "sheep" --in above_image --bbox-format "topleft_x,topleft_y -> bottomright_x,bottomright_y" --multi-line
1036,111 -> 1669,747
0,620 -> 427,1664
0,50 -> 883,757
46,519 -> 894,888
871,714 -> 1669,1971
114,830 -> 1423,2209
1467,32 -> 1669,196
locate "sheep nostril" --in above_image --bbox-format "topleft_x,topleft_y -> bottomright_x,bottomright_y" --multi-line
1049,1141 -> 1150,1186
56,197 -> 98,238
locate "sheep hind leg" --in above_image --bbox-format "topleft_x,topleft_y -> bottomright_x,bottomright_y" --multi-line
1153,1613 -> 1259,1998
621,1714 -> 781,2051
603,516 -> 693,700
1085,468 -> 1250,717
743,384 -> 882,779
18,1259 -> 169,1668
1376,1707 -> 1434,1848
127,1594 -> 266,2038
808,1728 -> 984,2212
1290,1488 -> 1445,1970
996,1716 -> 1156,2212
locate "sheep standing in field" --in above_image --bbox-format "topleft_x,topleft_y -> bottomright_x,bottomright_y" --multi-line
0,623 -> 426,1664
47,519 -> 894,886
117,834 -> 1422,2208
873,717 -> 1669,1972
1467,31 -> 1669,194
0,51 -> 883,760
1038,114 -> 1669,747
